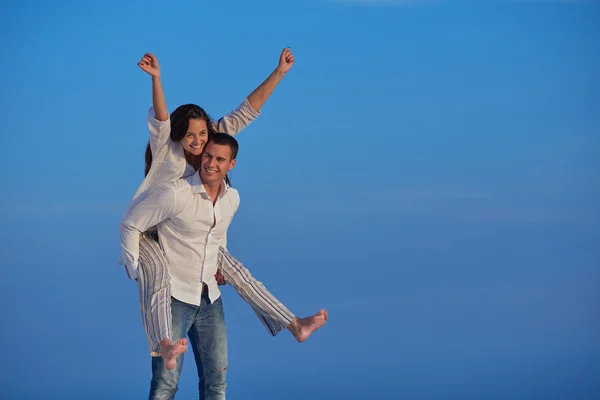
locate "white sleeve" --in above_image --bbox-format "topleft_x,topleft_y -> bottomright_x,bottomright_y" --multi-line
212,98 -> 261,136
220,191 -> 240,252
119,184 -> 183,279
148,107 -> 172,156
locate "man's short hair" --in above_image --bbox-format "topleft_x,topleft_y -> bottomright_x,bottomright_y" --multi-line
208,133 -> 239,160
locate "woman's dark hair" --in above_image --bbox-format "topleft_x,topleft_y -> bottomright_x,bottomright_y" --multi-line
144,104 -> 217,177
169,104 -> 215,142
144,142 -> 153,177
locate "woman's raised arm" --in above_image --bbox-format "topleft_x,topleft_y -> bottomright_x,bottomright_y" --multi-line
138,52 -> 168,122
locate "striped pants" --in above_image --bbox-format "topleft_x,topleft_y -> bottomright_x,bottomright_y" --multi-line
137,234 -> 172,356
137,233 -> 296,356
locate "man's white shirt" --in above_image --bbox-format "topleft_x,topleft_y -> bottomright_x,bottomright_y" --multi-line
120,174 -> 239,306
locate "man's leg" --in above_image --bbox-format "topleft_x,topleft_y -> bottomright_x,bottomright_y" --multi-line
188,293 -> 228,400
149,298 -> 197,400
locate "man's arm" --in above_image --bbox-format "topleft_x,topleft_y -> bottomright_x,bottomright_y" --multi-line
120,185 -> 181,279
215,191 -> 240,285
213,48 -> 295,135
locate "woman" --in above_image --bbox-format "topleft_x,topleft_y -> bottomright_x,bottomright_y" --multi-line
126,51 -> 328,370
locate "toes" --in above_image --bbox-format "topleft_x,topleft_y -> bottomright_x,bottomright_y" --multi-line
317,309 -> 328,320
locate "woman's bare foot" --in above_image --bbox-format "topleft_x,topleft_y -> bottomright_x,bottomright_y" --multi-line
287,309 -> 328,342
160,338 -> 188,370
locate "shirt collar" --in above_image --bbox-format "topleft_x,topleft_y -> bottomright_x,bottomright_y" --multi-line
189,172 -> 230,199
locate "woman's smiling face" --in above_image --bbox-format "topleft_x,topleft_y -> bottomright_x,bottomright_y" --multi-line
181,118 -> 209,156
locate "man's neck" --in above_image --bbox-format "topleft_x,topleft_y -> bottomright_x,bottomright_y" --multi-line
202,178 -> 222,205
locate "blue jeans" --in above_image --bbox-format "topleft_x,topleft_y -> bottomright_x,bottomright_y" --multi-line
149,294 -> 228,400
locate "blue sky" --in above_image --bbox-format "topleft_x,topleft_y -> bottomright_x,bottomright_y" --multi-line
1,0 -> 599,399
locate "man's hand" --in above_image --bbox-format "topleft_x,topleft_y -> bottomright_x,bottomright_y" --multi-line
276,47 -> 294,75
215,269 -> 226,286
138,52 -> 160,78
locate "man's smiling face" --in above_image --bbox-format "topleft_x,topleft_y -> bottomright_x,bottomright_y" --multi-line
200,141 -> 236,185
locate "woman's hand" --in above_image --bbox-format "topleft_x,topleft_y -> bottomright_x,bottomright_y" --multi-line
138,52 -> 161,78
215,269 -> 227,286
276,47 -> 294,75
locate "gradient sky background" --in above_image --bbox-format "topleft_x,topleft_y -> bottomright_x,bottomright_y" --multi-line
1,0 -> 599,399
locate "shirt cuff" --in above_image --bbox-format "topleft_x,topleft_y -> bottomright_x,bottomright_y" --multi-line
241,98 -> 262,118
148,107 -> 171,127
125,260 -> 139,280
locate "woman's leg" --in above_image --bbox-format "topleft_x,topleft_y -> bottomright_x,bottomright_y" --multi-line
138,233 -> 187,369
217,247 -> 328,342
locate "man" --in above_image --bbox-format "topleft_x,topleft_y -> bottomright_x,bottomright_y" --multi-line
121,134 -> 241,399
122,48 -> 296,370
